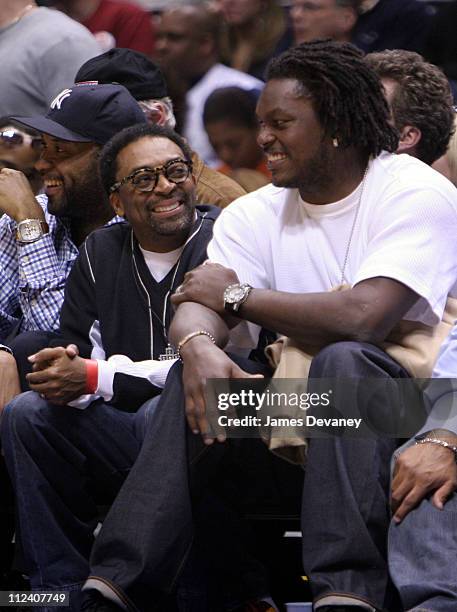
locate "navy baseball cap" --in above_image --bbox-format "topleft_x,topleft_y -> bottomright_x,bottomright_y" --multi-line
10,83 -> 147,145
75,48 -> 169,101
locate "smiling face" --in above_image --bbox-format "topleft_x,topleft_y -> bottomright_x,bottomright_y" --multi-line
256,78 -> 335,201
35,134 -> 101,218
110,136 -> 197,252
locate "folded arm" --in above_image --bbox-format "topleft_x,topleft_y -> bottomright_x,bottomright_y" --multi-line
171,263 -> 420,347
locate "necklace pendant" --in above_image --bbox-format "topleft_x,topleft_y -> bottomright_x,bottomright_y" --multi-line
159,344 -> 179,361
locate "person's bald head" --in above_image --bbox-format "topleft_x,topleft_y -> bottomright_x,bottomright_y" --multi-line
156,3 -> 221,80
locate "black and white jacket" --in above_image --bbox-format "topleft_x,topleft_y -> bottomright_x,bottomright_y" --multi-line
58,205 -> 220,411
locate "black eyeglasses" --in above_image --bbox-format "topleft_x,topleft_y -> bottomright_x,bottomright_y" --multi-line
110,158 -> 193,194
0,129 -> 43,150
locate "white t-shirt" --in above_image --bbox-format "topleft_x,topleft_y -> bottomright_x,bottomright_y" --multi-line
207,152 -> 457,348
139,245 -> 184,282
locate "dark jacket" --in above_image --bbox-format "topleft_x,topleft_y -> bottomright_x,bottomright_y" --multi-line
58,206 -> 220,410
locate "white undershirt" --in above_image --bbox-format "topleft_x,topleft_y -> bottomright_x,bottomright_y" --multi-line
139,244 -> 184,282
299,179 -> 363,277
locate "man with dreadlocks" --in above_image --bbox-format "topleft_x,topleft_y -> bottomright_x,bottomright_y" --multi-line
75,41 -> 457,612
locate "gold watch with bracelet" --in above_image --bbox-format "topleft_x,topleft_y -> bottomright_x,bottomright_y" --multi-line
16,219 -> 49,244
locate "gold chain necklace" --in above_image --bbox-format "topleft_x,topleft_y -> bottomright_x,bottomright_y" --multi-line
339,160 -> 370,286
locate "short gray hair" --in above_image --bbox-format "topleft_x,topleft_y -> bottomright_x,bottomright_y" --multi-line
138,97 -> 177,129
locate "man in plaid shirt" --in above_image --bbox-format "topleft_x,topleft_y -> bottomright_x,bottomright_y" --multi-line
0,82 -> 146,409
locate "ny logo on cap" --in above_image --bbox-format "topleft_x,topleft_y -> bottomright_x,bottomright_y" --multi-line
50,88 -> 72,110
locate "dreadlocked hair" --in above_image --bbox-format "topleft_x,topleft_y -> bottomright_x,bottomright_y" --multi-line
266,40 -> 399,157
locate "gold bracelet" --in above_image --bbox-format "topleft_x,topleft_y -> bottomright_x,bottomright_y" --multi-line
177,330 -> 216,361
416,437 -> 457,463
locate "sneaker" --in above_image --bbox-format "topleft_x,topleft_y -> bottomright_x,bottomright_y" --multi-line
80,589 -> 121,611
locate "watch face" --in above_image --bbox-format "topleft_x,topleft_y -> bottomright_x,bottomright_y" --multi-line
18,220 -> 42,242
227,286 -> 246,303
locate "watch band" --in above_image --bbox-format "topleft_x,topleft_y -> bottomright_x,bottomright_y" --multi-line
0,344 -> 13,355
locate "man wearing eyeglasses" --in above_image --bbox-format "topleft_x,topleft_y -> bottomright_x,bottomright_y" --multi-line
1,123 -> 221,610
0,83 -> 146,373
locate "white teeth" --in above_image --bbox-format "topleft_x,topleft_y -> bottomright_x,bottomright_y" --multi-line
154,201 -> 181,213
267,153 -> 287,161
45,180 -> 63,187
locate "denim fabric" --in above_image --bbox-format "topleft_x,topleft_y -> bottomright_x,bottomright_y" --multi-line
88,357 -> 303,612
87,343 -> 410,612
302,342 -> 410,612
389,496 -> 457,611
0,392 -> 157,611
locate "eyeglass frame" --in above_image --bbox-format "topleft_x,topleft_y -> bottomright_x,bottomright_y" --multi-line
109,157 -> 193,194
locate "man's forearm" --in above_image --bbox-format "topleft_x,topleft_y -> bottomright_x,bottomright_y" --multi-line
169,302 -> 230,349
238,278 -> 418,347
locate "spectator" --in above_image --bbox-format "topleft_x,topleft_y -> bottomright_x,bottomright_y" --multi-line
0,84 -> 145,352
365,48 -> 457,611
218,0 -> 293,80
389,327 -> 457,611
352,0 -> 436,55
66,40 -> 457,612
156,3 -> 263,166
366,49 -> 455,165
75,47 -> 247,208
291,0 -> 361,45
0,84 -> 141,592
0,0 -> 100,116
1,123 -> 221,611
203,86 -> 270,191
51,0 -> 156,56
0,121 -> 43,194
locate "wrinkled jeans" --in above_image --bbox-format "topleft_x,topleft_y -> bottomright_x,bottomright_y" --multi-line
1,393 -> 157,611
389,495 -> 457,611
87,342 -> 413,612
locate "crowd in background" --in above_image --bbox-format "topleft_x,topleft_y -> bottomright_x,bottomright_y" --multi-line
2,1 -> 457,611
3,0 -> 457,191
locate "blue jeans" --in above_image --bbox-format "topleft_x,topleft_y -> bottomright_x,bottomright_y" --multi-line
389,495 -> 457,611
87,343 -> 412,612
1,392 -> 157,611
87,358 -> 303,612
302,342 -> 412,611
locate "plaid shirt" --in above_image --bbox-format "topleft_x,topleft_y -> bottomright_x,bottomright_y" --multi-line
0,195 -> 122,341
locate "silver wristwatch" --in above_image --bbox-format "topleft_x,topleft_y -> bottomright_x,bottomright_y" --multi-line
223,283 -> 253,314
16,219 -> 49,244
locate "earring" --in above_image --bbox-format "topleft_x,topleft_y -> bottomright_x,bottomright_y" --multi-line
332,137 -> 339,148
